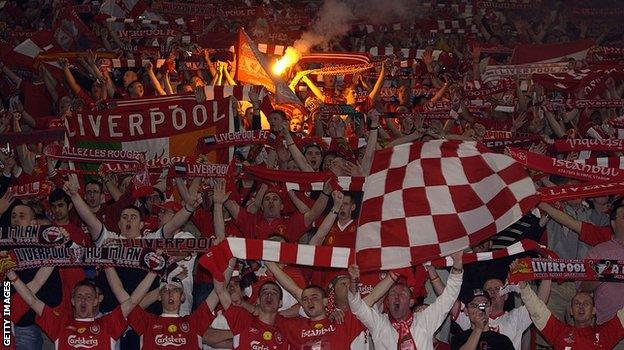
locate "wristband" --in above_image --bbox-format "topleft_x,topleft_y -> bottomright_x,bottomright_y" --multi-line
287,143 -> 295,147
8,275 -> 18,283
369,125 -> 379,131
451,267 -> 463,274
184,205 -> 195,214
430,276 -> 441,283
321,191 -> 330,197
389,272 -> 398,281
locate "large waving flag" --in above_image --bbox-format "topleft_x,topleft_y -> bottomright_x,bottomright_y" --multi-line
355,140 -> 539,271
510,39 -> 595,64
234,28 -> 301,105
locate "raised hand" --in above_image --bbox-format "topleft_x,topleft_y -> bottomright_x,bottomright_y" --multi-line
213,179 -> 230,205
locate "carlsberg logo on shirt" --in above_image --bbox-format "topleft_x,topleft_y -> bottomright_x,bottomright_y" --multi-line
154,334 -> 187,346
67,335 -> 98,348
250,341 -> 270,350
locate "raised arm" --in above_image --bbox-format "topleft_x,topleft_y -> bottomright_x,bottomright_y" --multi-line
63,180 -> 103,241
161,192 -> 202,238
145,62 -> 167,96
360,110 -> 380,175
213,179 -> 229,242
58,58 -> 83,96
368,63 -> 386,101
308,191 -> 342,246
303,181 -> 331,227
265,261 -> 303,301
281,121 -> 314,172
6,269 -> 45,316
538,202 -> 582,233
301,75 -> 326,101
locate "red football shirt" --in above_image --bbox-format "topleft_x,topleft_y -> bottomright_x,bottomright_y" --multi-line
540,313 -> 624,350
579,222 -> 612,247
276,311 -> 364,349
223,305 -> 288,349
235,208 -> 308,242
36,305 -> 127,350
128,302 -> 214,349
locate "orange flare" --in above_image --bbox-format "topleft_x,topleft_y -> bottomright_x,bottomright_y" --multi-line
272,46 -> 301,76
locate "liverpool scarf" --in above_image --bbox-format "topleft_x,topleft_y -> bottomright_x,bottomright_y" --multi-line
509,257 -> 624,283
507,147 -> 624,181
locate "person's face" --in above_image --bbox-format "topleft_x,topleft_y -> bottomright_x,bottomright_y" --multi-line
322,154 -> 337,172
84,183 -> 103,208
11,205 -> 34,227
117,208 -> 143,238
0,152 -> 16,172
570,293 -> 595,324
262,192 -> 283,218
160,286 -> 184,313
268,113 -> 284,131
301,288 -> 326,319
157,209 -> 175,227
483,279 -> 506,311
328,116 -> 346,138
290,118 -> 303,132
72,285 -> 99,319
344,88 -> 357,105
50,199 -> 71,223
180,84 -> 193,93
386,284 -> 412,320
128,82 -> 144,97
473,123 -> 486,137
144,193 -> 162,214
338,195 -> 355,221
472,239 -> 492,253
611,206 -> 624,236
228,277 -> 243,303
398,86 -> 408,102
466,295 -> 491,322
400,117 -> 415,133
332,277 -> 350,303
258,284 -> 281,313
123,71 -> 138,87
190,76 -> 204,88
91,83 -> 105,100
304,146 -> 322,171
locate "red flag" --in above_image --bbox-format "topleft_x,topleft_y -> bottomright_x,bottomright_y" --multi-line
355,140 -> 538,271
234,28 -> 302,106
511,39 -> 595,64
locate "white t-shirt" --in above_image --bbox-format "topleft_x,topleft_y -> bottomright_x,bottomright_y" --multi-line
455,306 -> 532,350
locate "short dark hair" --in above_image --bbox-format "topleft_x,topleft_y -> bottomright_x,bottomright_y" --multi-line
259,280 -> 283,301
302,284 -> 326,298
72,279 -> 98,296
48,188 -> 71,205
121,205 -> 143,219
611,197 -> 624,220
85,180 -> 103,192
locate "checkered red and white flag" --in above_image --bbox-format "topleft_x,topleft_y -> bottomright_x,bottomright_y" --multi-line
355,140 -> 539,271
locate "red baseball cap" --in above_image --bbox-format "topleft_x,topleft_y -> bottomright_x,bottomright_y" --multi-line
154,200 -> 183,213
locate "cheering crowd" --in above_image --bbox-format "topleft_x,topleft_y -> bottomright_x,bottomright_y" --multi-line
2,0 -> 624,349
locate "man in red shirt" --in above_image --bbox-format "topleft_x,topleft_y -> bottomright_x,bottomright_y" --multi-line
108,270 -> 219,350
222,181 -> 330,242
48,189 -> 92,247
514,260 -> 624,350
5,267 -> 156,350
214,277 -> 288,349
265,261 -> 367,349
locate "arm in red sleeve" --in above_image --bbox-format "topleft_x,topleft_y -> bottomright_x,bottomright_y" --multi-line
579,222 -> 612,246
